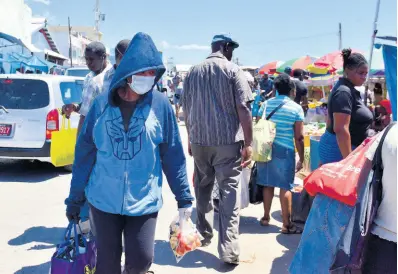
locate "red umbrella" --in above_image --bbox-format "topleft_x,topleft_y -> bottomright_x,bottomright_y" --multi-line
276,55 -> 317,74
258,61 -> 284,75
314,49 -> 363,72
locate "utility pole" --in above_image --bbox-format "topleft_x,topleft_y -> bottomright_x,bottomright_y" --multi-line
68,17 -> 73,67
94,0 -> 105,41
338,23 -> 342,50
364,0 -> 382,106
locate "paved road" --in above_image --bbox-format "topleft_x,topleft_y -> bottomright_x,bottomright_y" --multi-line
0,124 -> 300,274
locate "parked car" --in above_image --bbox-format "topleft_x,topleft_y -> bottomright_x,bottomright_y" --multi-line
0,74 -> 84,171
64,66 -> 91,78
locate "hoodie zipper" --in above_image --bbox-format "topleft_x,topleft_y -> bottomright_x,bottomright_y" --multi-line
121,170 -> 127,214
119,99 -> 144,215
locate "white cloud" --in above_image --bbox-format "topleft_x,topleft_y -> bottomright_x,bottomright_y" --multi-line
31,0 -> 51,5
175,44 -> 210,50
161,41 -> 171,49
161,41 -> 209,51
33,11 -> 56,23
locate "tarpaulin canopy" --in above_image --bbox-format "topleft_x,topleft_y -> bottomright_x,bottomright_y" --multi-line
309,75 -> 339,86
10,53 -> 49,73
277,55 -> 317,74
0,32 -> 28,49
376,43 -> 397,121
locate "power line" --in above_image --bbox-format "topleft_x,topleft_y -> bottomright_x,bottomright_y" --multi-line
261,32 -> 337,45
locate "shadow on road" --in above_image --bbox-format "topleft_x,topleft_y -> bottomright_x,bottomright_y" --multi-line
271,210 -> 283,223
269,232 -> 301,274
8,226 -> 64,250
0,160 -> 68,183
14,262 -> 51,274
154,240 -> 236,273
239,216 -> 281,234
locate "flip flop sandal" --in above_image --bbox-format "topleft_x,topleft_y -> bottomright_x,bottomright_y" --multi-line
281,224 -> 303,234
259,217 -> 270,226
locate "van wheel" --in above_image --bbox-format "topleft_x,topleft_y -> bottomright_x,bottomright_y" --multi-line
64,165 -> 73,172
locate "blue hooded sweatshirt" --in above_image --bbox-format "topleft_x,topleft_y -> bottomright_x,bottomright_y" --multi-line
65,32 -> 193,216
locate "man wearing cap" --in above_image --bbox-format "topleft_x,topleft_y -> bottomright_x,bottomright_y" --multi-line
182,34 -> 253,265
260,73 -> 273,94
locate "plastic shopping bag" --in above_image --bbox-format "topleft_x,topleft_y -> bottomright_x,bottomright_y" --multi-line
240,167 -> 251,209
51,116 -> 77,167
169,214 -> 203,263
304,136 -> 377,206
50,222 -> 96,274
252,119 -> 276,162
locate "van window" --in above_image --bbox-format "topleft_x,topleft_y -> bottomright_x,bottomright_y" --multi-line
60,81 -> 83,104
0,79 -> 49,109
66,69 -> 90,77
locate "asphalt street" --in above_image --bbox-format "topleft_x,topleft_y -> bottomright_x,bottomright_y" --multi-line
0,123 -> 300,274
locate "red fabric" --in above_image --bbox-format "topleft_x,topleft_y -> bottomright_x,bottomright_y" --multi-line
379,99 -> 392,115
304,136 -> 377,206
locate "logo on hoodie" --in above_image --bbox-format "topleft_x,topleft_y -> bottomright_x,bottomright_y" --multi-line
106,116 -> 145,160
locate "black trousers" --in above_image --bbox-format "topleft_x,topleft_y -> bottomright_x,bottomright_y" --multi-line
363,234 -> 397,274
90,205 -> 158,274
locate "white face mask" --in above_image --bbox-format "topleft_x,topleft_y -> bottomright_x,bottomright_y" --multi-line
128,75 -> 156,95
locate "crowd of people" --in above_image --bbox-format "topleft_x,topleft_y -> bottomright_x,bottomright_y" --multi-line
61,32 -> 395,274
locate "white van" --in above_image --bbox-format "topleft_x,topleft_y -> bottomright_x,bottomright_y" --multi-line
65,67 -> 91,78
0,74 -> 83,171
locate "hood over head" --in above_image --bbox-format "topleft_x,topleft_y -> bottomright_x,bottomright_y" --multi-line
108,32 -> 165,105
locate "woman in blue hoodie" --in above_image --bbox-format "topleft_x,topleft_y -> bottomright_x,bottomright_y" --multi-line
65,33 -> 194,274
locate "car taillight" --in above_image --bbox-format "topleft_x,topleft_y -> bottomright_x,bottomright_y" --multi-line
46,109 -> 59,140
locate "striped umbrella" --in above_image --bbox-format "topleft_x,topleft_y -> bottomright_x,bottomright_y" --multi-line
312,49 -> 363,72
276,55 -> 317,74
258,61 -> 284,75
336,48 -> 384,76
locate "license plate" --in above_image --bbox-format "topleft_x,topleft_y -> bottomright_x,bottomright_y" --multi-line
0,124 -> 12,137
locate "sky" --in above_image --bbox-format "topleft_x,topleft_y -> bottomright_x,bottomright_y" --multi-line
27,0 -> 397,67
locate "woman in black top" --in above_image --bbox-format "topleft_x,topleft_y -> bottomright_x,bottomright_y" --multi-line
319,49 -> 373,164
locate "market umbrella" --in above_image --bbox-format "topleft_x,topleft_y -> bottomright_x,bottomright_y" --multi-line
258,61 -> 284,75
311,49 -> 363,73
335,48 -> 384,76
276,55 -> 317,74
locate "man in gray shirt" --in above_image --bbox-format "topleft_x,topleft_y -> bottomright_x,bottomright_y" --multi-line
182,34 -> 253,265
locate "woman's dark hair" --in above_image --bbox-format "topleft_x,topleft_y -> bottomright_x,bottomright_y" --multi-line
374,82 -> 383,95
274,73 -> 295,95
342,48 -> 368,70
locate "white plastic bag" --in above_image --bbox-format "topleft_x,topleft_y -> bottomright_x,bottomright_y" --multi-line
240,167 -> 251,209
169,214 -> 203,263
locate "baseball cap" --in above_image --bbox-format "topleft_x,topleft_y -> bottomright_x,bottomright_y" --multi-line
211,34 -> 239,48
284,66 -> 292,74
